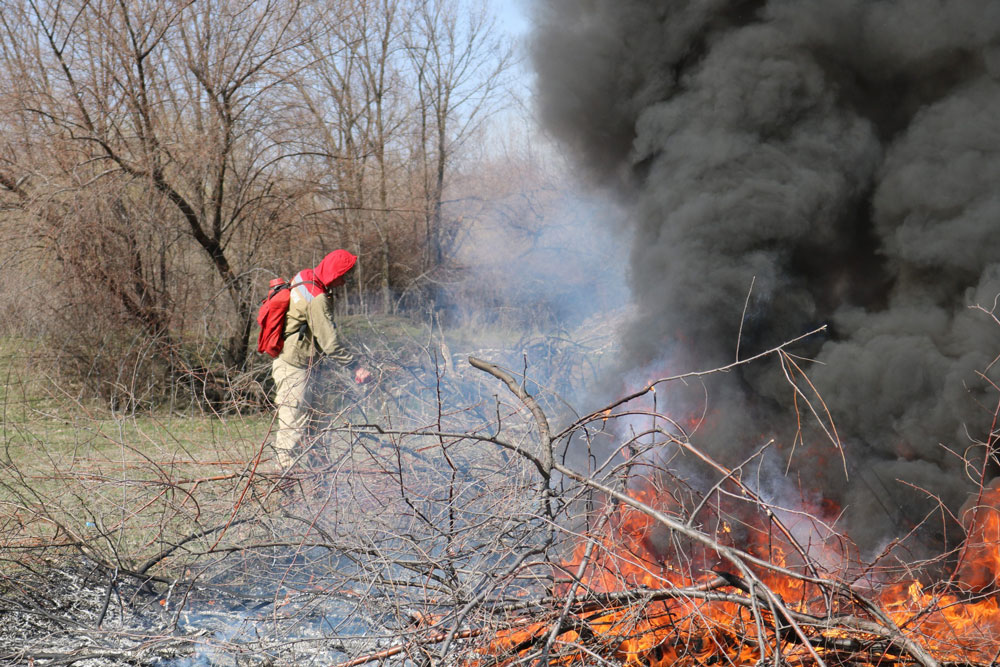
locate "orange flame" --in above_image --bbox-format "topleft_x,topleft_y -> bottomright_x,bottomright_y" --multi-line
479,479 -> 1000,666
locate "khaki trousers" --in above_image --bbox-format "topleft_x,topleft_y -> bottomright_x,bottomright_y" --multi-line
271,357 -> 313,469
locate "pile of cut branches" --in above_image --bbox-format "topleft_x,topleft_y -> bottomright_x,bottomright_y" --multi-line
3,324 -> 1000,667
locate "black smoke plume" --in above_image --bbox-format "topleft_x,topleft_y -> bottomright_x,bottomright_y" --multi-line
531,0 -> 1000,554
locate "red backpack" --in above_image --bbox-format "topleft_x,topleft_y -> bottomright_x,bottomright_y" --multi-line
256,277 -> 326,357
256,278 -> 293,357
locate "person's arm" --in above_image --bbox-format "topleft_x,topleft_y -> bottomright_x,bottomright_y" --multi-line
308,293 -> 354,365
308,293 -> 370,383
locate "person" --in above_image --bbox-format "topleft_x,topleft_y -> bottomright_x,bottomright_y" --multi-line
271,249 -> 371,471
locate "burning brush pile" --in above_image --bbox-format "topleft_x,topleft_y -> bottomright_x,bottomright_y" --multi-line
480,486 -> 1000,667
453,347 -> 1000,667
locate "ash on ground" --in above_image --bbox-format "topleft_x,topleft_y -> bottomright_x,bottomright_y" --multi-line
0,546 -> 407,666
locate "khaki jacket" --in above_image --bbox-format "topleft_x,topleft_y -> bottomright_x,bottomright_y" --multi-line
277,280 -> 354,369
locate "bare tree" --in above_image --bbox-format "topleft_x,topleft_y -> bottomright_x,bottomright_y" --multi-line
0,0 -> 310,400
293,0 -> 414,313
0,0 -> 518,398
290,0 -> 515,315
406,0 -> 514,273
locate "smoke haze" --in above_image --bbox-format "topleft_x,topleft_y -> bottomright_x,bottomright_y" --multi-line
530,0 -> 1000,553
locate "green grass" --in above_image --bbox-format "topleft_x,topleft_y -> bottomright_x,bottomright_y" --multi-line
0,336 -> 277,577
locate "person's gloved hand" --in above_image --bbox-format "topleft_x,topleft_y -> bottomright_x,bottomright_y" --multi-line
354,366 -> 372,384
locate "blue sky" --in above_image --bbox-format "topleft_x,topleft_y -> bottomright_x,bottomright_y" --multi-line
492,0 -> 531,37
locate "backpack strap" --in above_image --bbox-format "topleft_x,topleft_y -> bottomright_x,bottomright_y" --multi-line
290,279 -> 323,290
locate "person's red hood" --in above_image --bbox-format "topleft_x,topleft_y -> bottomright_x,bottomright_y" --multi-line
312,249 -> 357,288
